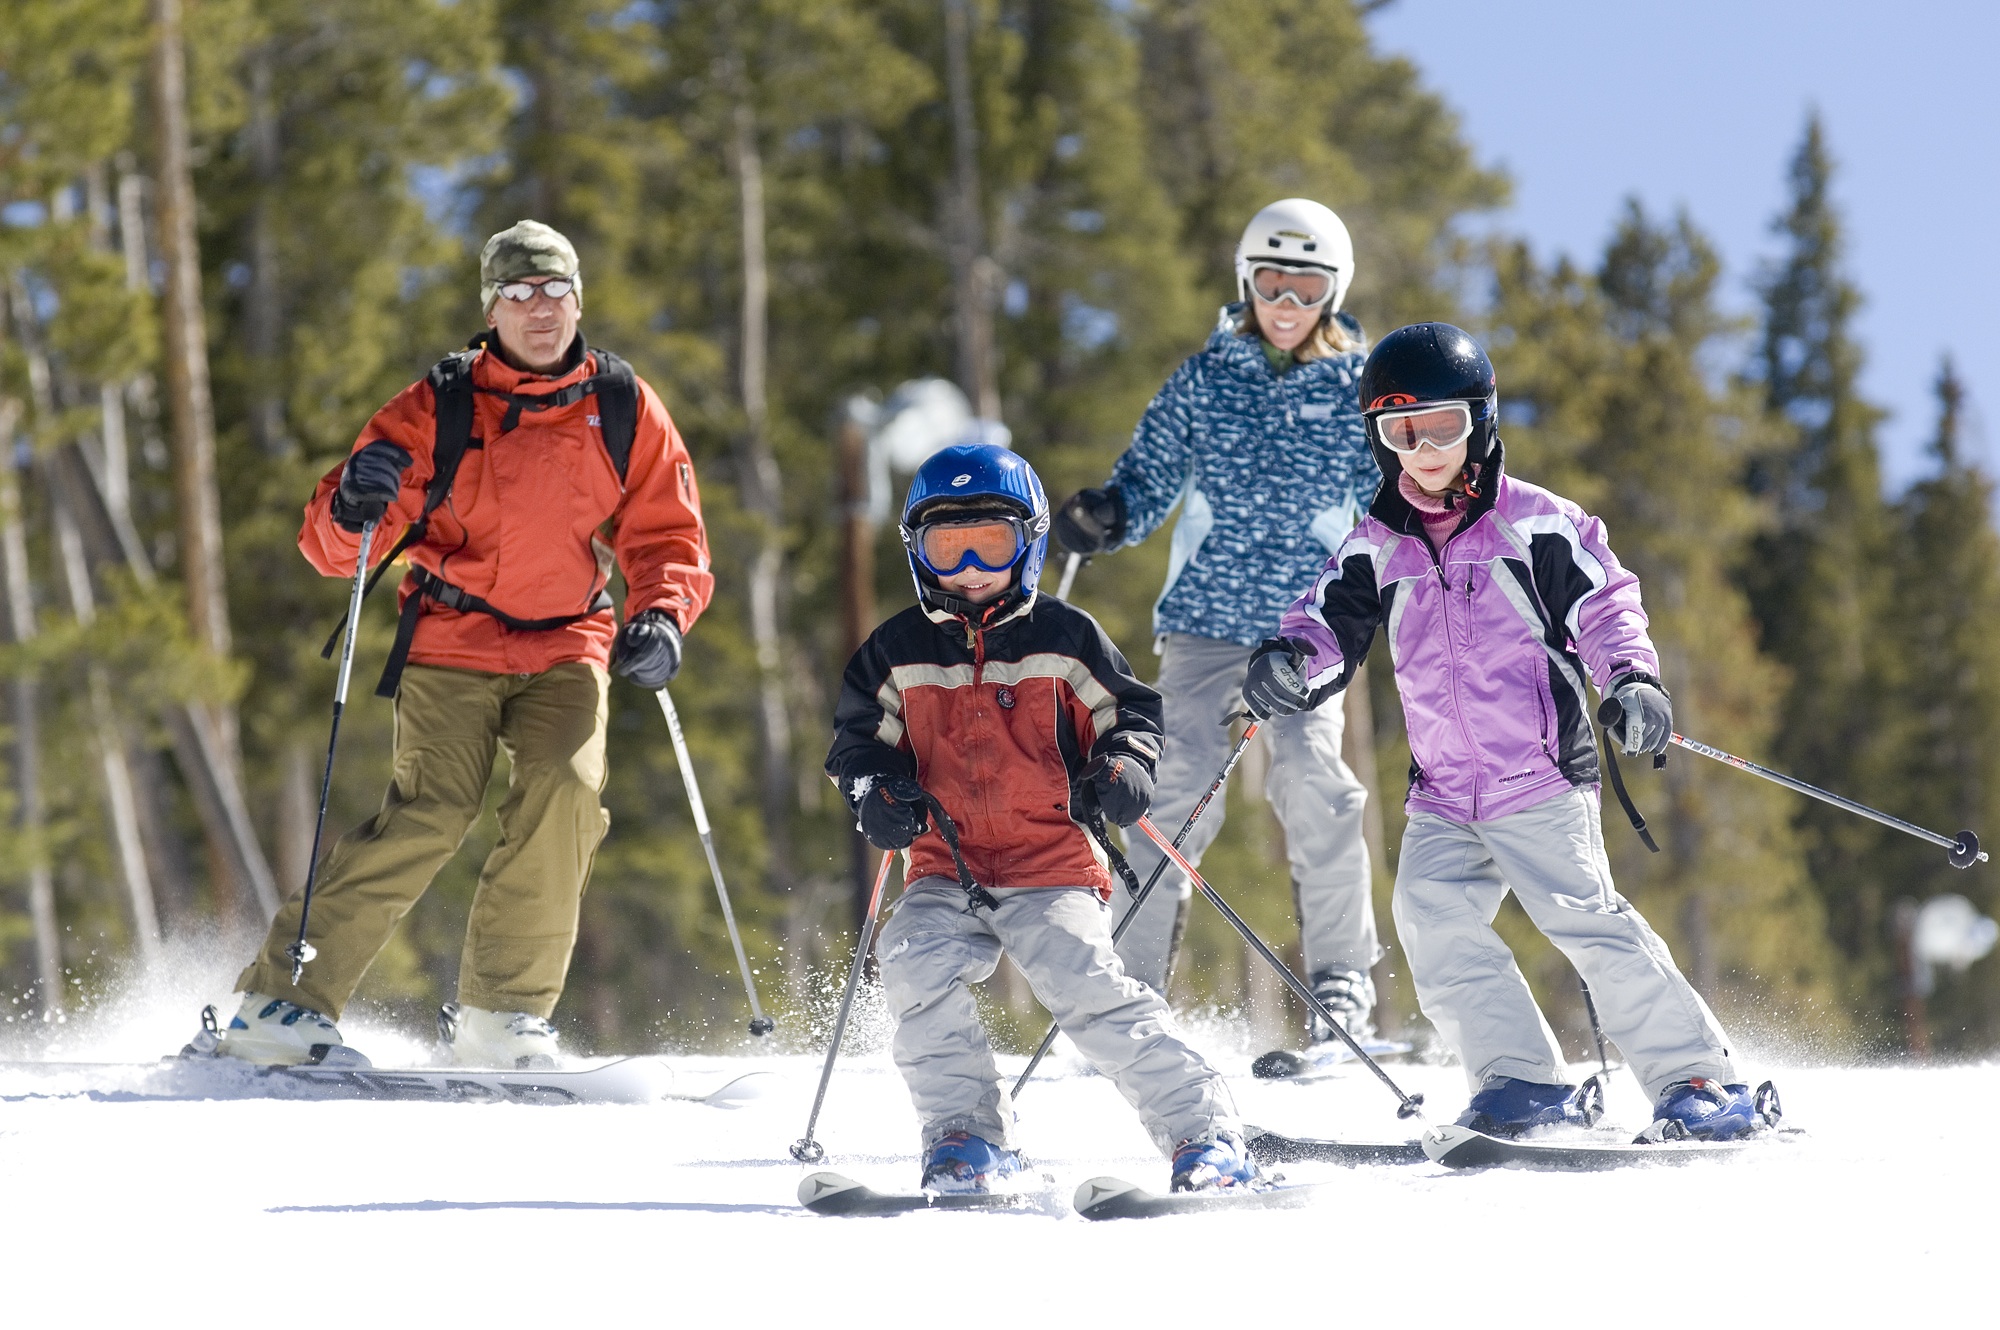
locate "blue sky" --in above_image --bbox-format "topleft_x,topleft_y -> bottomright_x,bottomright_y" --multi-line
1368,0 -> 1997,492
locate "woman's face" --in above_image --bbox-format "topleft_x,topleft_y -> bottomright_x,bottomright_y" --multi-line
1400,438 -> 1468,493
1252,294 -> 1317,352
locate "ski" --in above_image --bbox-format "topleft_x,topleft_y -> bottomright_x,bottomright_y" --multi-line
1422,1123 -> 1799,1171
798,1171 -> 1043,1216
0,1057 -> 776,1108
1243,1126 -> 1426,1166
1250,1037 -> 1414,1081
1073,1175 -> 1327,1220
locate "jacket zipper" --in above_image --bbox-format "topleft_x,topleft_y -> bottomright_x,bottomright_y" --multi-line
1421,513 -> 1484,819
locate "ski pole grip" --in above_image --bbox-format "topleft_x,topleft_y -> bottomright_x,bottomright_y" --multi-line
1595,696 -> 1622,727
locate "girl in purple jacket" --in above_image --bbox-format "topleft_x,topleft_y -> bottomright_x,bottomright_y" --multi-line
1240,323 -> 1764,1141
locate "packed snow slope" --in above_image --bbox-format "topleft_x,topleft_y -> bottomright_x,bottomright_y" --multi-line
0,996 -> 1988,1326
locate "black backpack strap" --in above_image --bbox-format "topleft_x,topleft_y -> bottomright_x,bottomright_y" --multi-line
587,347 -> 638,484
320,348 -> 481,661
374,567 -> 613,699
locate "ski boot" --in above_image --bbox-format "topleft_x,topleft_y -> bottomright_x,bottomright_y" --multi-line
1170,1129 -> 1259,1192
920,1132 -> 1024,1195
437,1003 -> 561,1070
1307,968 -> 1377,1046
1639,1077 -> 1775,1142
1455,1076 -> 1603,1138
204,993 -> 369,1067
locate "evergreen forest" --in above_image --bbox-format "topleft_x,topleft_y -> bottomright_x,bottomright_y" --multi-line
2,0 -> 1996,1063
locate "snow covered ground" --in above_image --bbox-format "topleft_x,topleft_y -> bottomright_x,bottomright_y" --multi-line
0,986 -> 1990,1327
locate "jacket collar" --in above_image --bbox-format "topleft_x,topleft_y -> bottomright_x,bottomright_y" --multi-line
1205,303 -> 1358,384
922,587 -> 1038,634
1369,439 -> 1506,539
469,330 -> 593,394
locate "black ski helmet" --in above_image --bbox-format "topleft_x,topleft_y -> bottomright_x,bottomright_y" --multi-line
1357,322 -> 1498,481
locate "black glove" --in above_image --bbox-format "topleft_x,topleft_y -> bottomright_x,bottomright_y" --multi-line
1242,637 -> 1318,719
1072,752 -> 1154,828
855,776 -> 930,851
1608,673 -> 1672,755
1052,487 -> 1127,556
611,609 -> 683,689
330,440 -> 413,532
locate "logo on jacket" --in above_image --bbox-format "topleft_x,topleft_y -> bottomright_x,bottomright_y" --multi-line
995,686 -> 1016,709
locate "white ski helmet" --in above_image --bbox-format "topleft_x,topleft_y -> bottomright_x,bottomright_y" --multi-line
1233,198 -> 1355,314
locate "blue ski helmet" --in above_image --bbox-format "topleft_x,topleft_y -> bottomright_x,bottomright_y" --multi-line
900,442 -> 1050,615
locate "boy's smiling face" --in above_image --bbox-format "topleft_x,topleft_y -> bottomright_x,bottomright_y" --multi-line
937,563 -> 1015,605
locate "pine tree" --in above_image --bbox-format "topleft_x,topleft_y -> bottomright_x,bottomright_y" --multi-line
1744,117 -> 1903,1031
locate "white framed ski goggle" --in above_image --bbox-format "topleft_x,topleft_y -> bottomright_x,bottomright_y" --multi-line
495,277 -> 578,303
1373,400 -> 1474,454
1246,262 -> 1337,309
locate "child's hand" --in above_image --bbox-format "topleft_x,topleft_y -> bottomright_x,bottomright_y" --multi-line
856,776 -> 931,850
1243,637 -> 1317,719
1073,754 -> 1154,828
1608,674 -> 1673,755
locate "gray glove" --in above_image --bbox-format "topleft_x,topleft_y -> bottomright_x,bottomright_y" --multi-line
1609,674 -> 1672,756
1243,637 -> 1318,720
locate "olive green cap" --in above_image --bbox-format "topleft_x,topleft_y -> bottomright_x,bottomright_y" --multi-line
479,220 -> 582,313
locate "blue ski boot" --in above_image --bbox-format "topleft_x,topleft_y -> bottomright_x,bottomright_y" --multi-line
1455,1077 -> 1602,1138
1643,1078 -> 1764,1142
920,1132 -> 1024,1195
1170,1129 -> 1259,1192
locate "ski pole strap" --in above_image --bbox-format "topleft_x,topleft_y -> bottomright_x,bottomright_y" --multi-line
1600,739 -> 1660,854
374,566 -> 613,699
1081,809 -> 1144,900
919,793 -> 999,912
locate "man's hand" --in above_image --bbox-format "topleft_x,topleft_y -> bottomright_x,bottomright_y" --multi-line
855,776 -> 931,851
330,441 -> 412,532
1608,674 -> 1672,756
612,609 -> 683,689
1242,637 -> 1317,719
1052,487 -> 1127,556
1072,753 -> 1154,828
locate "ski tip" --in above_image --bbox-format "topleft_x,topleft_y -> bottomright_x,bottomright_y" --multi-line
1420,1124 -> 1471,1163
798,1172 -> 865,1208
1073,1175 -> 1144,1214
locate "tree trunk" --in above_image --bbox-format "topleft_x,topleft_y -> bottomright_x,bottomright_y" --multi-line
728,89 -> 795,897
152,0 -> 251,916
245,42 -> 287,458
941,0 -> 1000,421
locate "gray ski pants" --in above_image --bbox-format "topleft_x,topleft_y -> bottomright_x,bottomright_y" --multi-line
1391,788 -> 1737,1099
1115,632 -> 1376,993
876,879 -> 1239,1157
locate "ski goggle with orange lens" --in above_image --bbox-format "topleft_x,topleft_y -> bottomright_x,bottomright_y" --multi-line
1373,401 -> 1474,454
910,515 -> 1029,577
1247,263 -> 1336,309
495,277 -> 577,303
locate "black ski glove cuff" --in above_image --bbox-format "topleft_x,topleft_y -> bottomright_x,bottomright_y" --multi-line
331,440 -> 413,533
611,609 -> 683,689
854,775 -> 930,851
1052,486 -> 1128,557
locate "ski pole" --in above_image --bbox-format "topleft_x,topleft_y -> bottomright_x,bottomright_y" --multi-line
1011,720 -> 1261,1098
1054,552 -> 1084,601
791,849 -> 897,1164
1133,815 -> 1427,1121
288,520 -> 376,984
1578,976 -> 1610,1079
657,686 -> 773,1037
1595,699 -> 1988,868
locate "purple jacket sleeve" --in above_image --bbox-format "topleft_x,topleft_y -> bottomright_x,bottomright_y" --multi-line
1523,503 -> 1660,691
1277,524 -> 1386,705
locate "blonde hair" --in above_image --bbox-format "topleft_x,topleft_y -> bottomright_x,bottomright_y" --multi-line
1235,304 -> 1361,361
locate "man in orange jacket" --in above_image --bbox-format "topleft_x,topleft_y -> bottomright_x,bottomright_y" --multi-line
209,220 -> 712,1069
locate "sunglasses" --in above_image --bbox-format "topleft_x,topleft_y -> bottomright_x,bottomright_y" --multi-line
1247,262 -> 1336,309
1373,401 -> 1474,454
908,515 -> 1028,578
495,277 -> 577,303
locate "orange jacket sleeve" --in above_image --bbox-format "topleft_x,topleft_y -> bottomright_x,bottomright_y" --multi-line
613,378 -> 714,634
297,378 -> 441,579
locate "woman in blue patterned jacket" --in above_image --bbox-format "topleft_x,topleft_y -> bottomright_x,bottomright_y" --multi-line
1052,198 -> 1383,1046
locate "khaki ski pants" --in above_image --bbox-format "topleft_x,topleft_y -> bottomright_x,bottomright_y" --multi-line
240,662 -> 611,1020
877,879 -> 1239,1157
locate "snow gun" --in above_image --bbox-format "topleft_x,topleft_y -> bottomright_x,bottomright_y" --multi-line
1594,698 -> 1986,870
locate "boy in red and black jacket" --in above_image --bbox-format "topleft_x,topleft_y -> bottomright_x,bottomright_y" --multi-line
827,443 -> 1251,1196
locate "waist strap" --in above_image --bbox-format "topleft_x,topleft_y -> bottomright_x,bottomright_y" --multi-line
376,566 -> 611,698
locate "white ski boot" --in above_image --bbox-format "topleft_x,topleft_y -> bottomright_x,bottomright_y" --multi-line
437,1003 -> 561,1070
203,992 -> 369,1067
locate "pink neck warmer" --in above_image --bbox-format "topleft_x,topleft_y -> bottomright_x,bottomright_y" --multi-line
1399,471 -> 1466,552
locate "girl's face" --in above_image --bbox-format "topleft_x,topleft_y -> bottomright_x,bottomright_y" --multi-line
937,563 -> 1014,605
1252,295 -> 1316,352
1400,438 -> 1468,493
